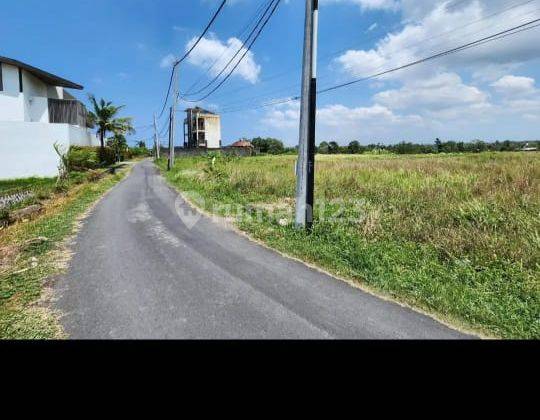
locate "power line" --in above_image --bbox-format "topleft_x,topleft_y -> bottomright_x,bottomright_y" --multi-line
210,0 -> 537,105
183,0 -> 282,103
176,0 -> 228,66
182,0 -> 277,97
219,17 -> 540,113
318,17 -> 540,94
215,6 -> 540,115
184,0 -> 272,94
157,0 -> 228,119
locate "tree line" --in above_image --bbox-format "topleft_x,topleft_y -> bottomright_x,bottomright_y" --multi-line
249,137 -> 539,155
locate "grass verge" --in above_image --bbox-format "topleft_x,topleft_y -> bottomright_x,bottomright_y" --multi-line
156,153 -> 539,339
0,166 -> 131,339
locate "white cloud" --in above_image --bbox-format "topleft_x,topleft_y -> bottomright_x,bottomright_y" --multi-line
261,101 -> 300,129
375,73 -> 488,112
491,75 -> 536,96
185,36 -> 261,84
334,1 -> 540,82
261,100 -> 423,141
160,53 -> 178,69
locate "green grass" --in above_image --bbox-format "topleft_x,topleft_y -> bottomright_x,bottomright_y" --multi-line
0,167 -> 130,339
0,172 -> 97,213
156,152 -> 540,339
0,177 -> 57,194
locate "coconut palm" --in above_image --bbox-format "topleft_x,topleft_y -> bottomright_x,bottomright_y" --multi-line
107,133 -> 129,162
87,95 -> 135,149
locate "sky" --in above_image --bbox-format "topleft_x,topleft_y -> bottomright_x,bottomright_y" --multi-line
2,0 -> 540,146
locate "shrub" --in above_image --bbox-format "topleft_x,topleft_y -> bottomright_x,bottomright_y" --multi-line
97,147 -> 116,166
69,171 -> 88,185
130,147 -> 150,158
55,180 -> 70,193
121,148 -> 133,161
87,170 -> 104,182
67,147 -> 99,171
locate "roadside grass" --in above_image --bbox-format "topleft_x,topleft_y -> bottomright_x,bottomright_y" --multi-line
0,177 -> 57,194
0,167 -> 130,339
156,153 -> 540,339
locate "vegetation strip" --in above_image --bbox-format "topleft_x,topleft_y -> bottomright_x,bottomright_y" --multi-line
156,153 -> 539,339
0,166 -> 130,339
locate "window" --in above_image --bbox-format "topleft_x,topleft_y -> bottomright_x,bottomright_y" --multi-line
19,68 -> 23,93
0,62 -> 3,91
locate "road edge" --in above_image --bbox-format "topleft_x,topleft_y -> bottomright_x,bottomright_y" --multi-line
154,163 -> 484,339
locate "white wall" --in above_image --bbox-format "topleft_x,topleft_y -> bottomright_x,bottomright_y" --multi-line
27,97 -> 49,123
47,86 -> 64,100
205,115 -> 221,149
0,64 -> 25,121
22,70 -> 49,123
0,65 -> 53,123
0,122 -> 98,179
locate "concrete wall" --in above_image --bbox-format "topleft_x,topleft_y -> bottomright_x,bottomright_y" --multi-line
205,115 -> 221,149
47,86 -> 64,100
21,70 -> 49,123
0,122 -> 99,179
0,63 -> 25,121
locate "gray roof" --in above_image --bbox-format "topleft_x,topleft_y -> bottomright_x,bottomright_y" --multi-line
0,56 -> 83,90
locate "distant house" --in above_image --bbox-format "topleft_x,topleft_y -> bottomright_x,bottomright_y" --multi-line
0,56 -> 99,179
522,143 -> 538,152
230,139 -> 253,149
183,107 -> 221,149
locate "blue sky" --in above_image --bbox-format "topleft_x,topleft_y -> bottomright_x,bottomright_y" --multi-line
2,0 -> 540,146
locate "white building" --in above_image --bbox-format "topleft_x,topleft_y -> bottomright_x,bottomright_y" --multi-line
0,56 -> 99,179
184,107 -> 222,149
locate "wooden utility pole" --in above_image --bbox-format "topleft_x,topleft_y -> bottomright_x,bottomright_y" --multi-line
295,0 -> 319,229
153,113 -> 160,159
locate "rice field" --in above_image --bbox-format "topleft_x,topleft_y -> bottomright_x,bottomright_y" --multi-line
158,152 -> 540,339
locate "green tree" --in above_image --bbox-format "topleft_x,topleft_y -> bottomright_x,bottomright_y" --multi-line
136,140 -> 147,149
348,141 -> 363,154
87,95 -> 135,150
318,141 -> 330,154
328,141 -> 340,154
107,134 -> 129,162
251,137 -> 285,154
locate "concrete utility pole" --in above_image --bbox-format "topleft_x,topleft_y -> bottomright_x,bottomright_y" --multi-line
295,0 -> 319,230
168,66 -> 179,171
153,113 -> 160,159
168,107 -> 175,170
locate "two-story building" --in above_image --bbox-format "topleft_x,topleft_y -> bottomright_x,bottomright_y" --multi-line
0,56 -> 99,179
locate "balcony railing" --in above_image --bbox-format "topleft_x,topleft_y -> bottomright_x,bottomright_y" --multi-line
48,99 -> 88,127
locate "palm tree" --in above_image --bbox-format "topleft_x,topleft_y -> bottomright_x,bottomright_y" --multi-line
107,133 -> 129,162
87,95 -> 135,149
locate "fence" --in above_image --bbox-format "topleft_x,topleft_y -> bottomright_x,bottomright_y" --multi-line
48,99 -> 88,127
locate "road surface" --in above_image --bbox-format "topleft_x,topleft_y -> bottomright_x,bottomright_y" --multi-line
55,160 -> 471,339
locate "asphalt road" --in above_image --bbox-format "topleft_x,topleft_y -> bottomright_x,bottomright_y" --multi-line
55,160 -> 471,339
